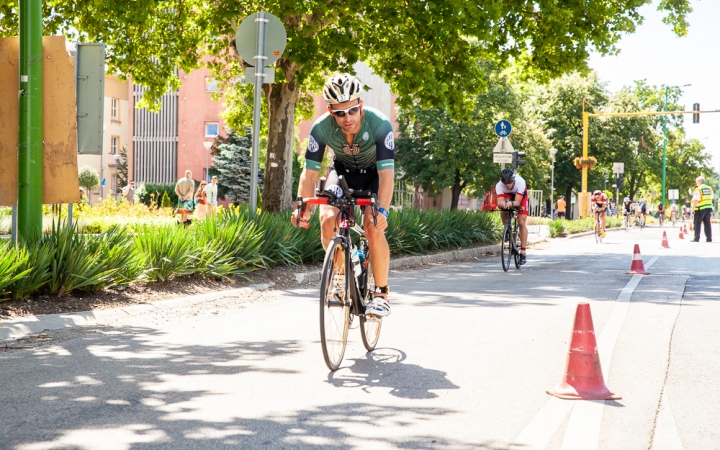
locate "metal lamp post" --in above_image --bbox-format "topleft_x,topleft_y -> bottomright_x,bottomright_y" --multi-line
662,84 -> 691,206
203,141 -> 213,182
603,169 -> 608,191
549,147 -> 557,219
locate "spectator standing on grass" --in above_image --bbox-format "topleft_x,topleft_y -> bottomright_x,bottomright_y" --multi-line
121,181 -> 135,204
691,175 -> 713,242
556,196 -> 566,219
175,170 -> 195,226
204,176 -> 219,219
194,180 -> 208,221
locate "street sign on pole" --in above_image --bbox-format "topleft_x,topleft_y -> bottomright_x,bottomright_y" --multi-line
235,12 -> 287,212
493,153 -> 513,164
494,120 -> 512,137
612,162 -> 624,174
668,189 -> 679,200
493,137 -> 514,153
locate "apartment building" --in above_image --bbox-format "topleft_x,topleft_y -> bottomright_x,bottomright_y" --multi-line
77,75 -> 131,204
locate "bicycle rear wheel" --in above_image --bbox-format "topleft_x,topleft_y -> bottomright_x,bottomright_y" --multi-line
359,259 -> 381,351
319,238 -> 351,371
501,225 -> 512,272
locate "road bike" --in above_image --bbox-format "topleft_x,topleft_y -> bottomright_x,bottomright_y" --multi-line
623,212 -> 631,233
500,207 -> 522,272
296,176 -> 381,371
638,213 -> 646,230
594,211 -> 603,243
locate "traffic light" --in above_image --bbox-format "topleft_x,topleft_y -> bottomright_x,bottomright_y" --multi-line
693,103 -> 700,123
617,174 -> 624,190
512,151 -> 526,170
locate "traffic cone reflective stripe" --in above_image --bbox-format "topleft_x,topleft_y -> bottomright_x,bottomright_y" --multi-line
627,244 -> 650,275
662,231 -> 670,248
547,303 -> 621,400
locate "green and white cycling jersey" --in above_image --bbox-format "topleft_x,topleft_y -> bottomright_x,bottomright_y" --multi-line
304,106 -> 395,172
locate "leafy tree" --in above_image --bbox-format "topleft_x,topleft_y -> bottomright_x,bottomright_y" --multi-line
78,166 -> 99,203
209,128 -> 264,204
0,0 -> 692,211
526,72 -> 608,204
396,65 -> 551,209
116,145 -> 129,194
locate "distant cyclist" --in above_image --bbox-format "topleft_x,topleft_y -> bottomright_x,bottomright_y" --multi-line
590,190 -> 608,237
622,197 -> 633,218
496,168 -> 529,264
669,201 -> 679,223
657,203 -> 665,224
637,199 -> 648,226
291,73 -> 394,317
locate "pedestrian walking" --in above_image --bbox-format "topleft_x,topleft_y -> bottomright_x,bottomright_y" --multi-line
194,180 -> 208,220
174,170 -> 195,226
121,181 -> 136,204
205,176 -> 219,219
557,196 -> 566,219
691,175 -> 713,242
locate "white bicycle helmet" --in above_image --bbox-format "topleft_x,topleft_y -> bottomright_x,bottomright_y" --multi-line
323,73 -> 363,104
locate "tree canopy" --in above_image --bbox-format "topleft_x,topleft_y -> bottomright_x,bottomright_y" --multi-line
0,0 -> 695,210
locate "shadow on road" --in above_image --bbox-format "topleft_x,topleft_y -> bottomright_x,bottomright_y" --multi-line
1,328 -> 502,449
326,348 -> 459,399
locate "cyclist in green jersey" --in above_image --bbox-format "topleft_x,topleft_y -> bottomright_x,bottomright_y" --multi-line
291,74 -> 395,317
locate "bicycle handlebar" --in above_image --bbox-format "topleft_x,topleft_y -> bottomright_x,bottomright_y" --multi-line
294,195 -> 377,228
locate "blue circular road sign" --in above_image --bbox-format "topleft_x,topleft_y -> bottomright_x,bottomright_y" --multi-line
494,120 -> 512,137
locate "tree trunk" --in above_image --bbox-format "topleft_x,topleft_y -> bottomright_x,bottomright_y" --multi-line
450,169 -> 465,211
262,61 -> 300,212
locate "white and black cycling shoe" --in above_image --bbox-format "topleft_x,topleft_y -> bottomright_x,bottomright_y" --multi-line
365,296 -> 391,317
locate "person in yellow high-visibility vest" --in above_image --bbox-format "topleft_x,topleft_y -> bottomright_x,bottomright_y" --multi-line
691,176 -> 713,242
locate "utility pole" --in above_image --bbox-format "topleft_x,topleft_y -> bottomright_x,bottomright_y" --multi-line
662,87 -> 668,206
18,0 -> 44,239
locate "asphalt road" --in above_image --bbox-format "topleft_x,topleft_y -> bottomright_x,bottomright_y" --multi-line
1,223 -> 718,450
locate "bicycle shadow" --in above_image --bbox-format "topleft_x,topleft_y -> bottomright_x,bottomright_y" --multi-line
326,348 -> 459,399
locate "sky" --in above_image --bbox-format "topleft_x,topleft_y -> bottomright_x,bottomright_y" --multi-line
588,0 -> 720,172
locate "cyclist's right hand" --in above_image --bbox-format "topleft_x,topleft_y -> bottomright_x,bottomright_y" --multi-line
291,209 -> 311,228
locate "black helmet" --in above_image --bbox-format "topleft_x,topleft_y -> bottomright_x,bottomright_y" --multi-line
500,168 -> 515,184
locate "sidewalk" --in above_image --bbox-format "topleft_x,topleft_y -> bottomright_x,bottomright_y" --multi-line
1,234 -> 547,341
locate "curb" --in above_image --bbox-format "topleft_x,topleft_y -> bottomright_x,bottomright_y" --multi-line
0,283 -> 273,342
294,237 -> 546,284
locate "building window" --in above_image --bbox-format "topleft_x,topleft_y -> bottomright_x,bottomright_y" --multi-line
205,77 -> 220,92
111,98 -> 119,121
205,122 -> 219,137
111,136 -> 119,154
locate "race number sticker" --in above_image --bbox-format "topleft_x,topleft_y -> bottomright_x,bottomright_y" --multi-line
384,131 -> 395,150
308,135 -> 320,153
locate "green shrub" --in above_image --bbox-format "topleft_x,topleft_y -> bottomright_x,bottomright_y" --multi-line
0,242 -> 32,299
548,219 -> 567,237
6,238 -> 54,300
138,183 -> 179,207
135,224 -> 203,282
161,191 -> 172,208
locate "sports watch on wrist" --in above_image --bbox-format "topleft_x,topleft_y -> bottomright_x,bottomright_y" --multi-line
378,207 -> 389,218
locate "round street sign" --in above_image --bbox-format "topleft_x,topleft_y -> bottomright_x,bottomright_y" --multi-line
235,12 -> 287,67
494,120 -> 512,137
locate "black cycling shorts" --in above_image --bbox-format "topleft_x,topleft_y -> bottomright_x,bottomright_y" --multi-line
323,163 -> 379,198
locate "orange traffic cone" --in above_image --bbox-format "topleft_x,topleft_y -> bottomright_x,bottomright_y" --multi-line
690,222 -> 694,232
678,227 -> 684,239
627,244 -> 650,275
547,303 -> 621,400
684,224 -> 689,234
661,231 -> 670,249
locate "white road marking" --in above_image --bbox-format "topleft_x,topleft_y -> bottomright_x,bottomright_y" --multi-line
510,256 -> 659,449
652,389 -> 684,450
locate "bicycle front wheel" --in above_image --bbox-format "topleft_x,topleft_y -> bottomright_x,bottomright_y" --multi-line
501,225 -> 512,272
319,238 -> 351,371
360,260 -> 381,351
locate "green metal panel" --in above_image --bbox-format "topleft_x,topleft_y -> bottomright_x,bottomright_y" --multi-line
76,43 -> 105,155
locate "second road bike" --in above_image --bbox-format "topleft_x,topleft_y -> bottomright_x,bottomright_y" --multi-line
500,207 -> 522,272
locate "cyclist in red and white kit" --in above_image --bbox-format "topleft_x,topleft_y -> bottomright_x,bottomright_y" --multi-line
496,168 -> 529,264
591,190 -> 609,237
